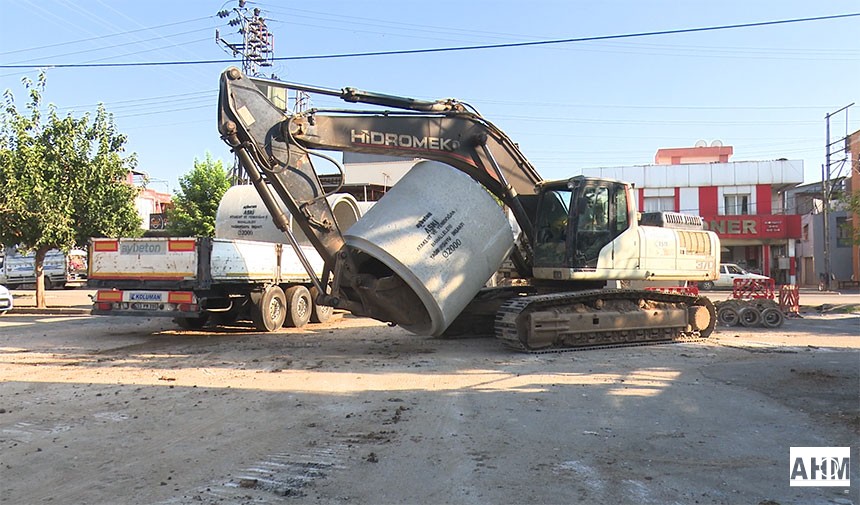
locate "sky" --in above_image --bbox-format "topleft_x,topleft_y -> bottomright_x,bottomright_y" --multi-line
1,0 -> 858,195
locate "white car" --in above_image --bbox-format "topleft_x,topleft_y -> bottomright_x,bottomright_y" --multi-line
0,284 -> 12,315
699,263 -> 769,290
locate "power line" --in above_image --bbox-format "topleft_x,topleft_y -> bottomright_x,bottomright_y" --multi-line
261,5 -> 859,59
4,29 -> 214,66
0,16 -> 214,57
1,12 -> 857,69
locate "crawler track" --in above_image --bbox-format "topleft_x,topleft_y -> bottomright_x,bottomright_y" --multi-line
494,289 -> 715,352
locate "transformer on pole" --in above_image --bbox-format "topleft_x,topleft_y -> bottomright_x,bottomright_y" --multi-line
216,1 -> 274,77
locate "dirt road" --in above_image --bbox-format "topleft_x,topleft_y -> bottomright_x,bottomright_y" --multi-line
0,311 -> 858,504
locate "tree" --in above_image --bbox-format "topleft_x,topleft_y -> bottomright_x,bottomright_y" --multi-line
166,153 -> 231,237
0,73 -> 141,308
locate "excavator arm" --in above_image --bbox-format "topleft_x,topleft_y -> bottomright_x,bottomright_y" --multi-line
217,67 -> 540,324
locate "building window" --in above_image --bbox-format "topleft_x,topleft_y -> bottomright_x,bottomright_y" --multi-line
724,194 -> 749,215
836,217 -> 852,248
643,196 -> 674,213
802,224 -> 809,242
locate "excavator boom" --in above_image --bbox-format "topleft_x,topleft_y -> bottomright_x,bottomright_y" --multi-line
218,67 -> 542,326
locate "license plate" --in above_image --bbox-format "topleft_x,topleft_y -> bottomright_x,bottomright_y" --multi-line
132,302 -> 161,310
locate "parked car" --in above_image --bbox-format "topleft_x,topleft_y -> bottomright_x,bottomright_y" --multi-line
0,284 -> 12,315
698,263 -> 769,290
2,248 -> 87,290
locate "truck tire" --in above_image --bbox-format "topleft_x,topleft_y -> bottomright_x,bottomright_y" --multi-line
309,286 -> 333,323
284,285 -> 312,328
251,286 -> 287,332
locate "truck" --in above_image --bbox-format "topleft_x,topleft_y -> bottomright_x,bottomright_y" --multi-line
88,189 -> 362,330
216,67 -> 722,351
2,248 -> 88,289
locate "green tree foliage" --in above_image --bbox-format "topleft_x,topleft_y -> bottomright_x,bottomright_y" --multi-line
0,73 -> 141,307
166,153 -> 231,237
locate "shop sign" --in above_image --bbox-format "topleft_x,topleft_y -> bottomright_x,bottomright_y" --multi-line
701,215 -> 801,239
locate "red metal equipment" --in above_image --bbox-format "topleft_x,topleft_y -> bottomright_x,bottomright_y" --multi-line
732,278 -> 775,300
778,284 -> 800,317
716,278 -> 785,328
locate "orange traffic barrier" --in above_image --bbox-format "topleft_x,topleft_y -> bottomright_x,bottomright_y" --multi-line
779,284 -> 800,316
732,278 -> 775,300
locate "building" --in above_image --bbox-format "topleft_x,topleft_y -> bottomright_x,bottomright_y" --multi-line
582,144 -> 804,283
786,129 -> 860,288
329,152 -> 418,202
339,146 -> 810,284
128,170 -> 172,231
786,178 -> 854,287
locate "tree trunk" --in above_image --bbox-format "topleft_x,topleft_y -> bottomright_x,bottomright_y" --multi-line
34,246 -> 49,309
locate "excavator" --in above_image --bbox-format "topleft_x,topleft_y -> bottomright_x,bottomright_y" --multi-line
217,67 -> 719,351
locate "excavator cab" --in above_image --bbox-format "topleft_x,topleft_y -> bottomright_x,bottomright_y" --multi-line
533,176 -> 632,270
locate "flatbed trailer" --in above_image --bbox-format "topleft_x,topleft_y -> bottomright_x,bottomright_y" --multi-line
88,236 -> 332,331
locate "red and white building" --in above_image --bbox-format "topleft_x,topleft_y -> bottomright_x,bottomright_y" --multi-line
582,144 -> 804,284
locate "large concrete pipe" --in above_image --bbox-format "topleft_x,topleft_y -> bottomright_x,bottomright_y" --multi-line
343,160 -> 514,336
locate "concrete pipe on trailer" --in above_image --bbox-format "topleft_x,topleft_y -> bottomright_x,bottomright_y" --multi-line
215,184 -> 363,243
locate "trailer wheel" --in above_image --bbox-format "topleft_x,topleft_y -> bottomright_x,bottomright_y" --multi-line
717,305 -> 740,326
309,286 -> 333,323
760,307 -> 785,328
251,286 -> 287,332
738,306 -> 762,327
284,285 -> 312,328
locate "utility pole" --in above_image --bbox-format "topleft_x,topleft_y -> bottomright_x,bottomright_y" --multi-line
214,2 -> 309,184
216,1 -> 276,185
216,1 -> 274,77
823,103 -> 854,290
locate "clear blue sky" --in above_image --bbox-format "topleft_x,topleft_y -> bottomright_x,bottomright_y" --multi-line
1,0 -> 858,194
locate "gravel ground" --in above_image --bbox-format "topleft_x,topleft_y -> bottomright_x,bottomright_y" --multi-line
0,308 -> 857,505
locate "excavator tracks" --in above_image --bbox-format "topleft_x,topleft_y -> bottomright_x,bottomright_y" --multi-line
494,289 -> 716,353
